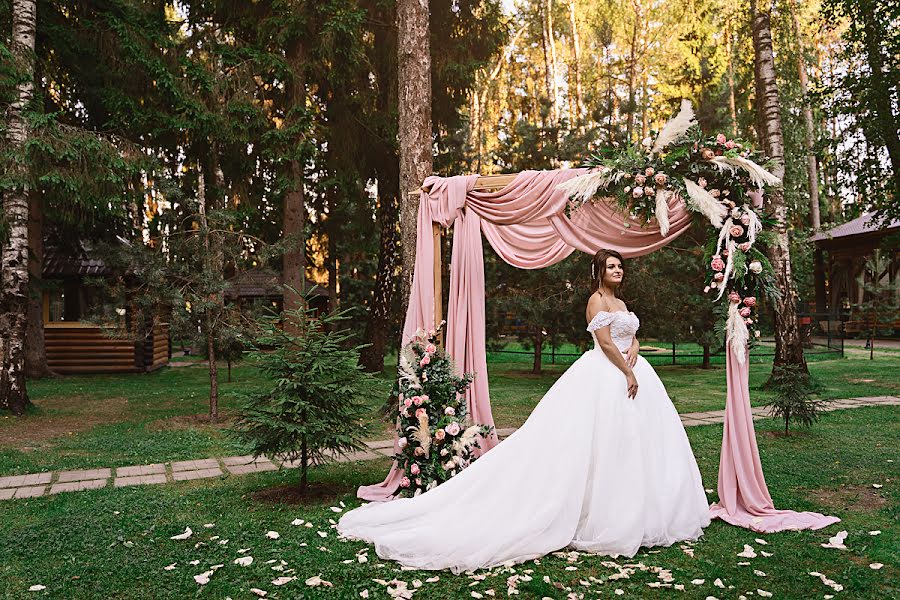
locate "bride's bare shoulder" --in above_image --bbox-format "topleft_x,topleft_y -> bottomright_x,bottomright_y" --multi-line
585,292 -> 611,320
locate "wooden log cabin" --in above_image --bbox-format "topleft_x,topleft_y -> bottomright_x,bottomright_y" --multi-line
810,213 -> 899,335
42,248 -> 170,374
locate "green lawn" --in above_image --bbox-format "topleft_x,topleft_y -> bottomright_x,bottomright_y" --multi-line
1,352 -> 896,476
0,406 -> 896,599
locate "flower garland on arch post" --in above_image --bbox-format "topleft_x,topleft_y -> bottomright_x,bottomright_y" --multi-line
392,324 -> 494,497
558,100 -> 781,363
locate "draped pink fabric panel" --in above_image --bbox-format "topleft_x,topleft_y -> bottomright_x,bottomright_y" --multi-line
709,347 -> 840,532
359,168 -> 838,537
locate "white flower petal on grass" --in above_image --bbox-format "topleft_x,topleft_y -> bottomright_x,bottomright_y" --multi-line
266,531 -> 280,539
738,562 -> 751,566
193,570 -> 214,585
674,584 -> 685,591
714,578 -> 725,588
705,597 -> 720,600
872,483 -> 883,488
304,522 -> 313,528
234,556 -> 254,567
218,539 -> 228,545
426,577 -> 440,583
203,523 -> 215,528
291,519 -> 305,526
360,591 -> 369,599
869,530 -> 881,536
614,590 -> 624,596
304,575 -> 332,587
870,563 -> 884,570
809,572 -> 844,592
485,590 -> 496,597
754,538 -> 768,545
754,570 -> 767,577
358,554 -> 368,563
471,592 -> 483,599
330,506 -> 343,513
821,530 -> 847,550
189,560 -> 200,566
691,579 -> 705,585
757,589 -> 772,597
317,531 -> 328,538
171,527 -> 193,540
271,576 -> 297,586
250,589 -> 268,597
760,551 -> 773,557
737,544 -> 757,558
28,585 -> 46,592
163,563 -> 177,571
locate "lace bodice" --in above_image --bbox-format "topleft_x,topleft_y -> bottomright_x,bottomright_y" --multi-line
586,311 -> 640,352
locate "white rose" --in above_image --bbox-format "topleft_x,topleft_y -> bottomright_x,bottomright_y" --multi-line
755,330 -> 761,338
641,136 -> 653,148
749,261 -> 763,274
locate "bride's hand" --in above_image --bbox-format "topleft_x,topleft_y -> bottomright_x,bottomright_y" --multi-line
626,372 -> 639,399
625,342 -> 639,368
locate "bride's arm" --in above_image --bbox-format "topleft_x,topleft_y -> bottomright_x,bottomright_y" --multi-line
625,336 -> 640,368
587,299 -> 639,398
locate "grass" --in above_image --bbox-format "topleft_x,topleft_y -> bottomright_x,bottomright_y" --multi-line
0,406 -> 896,599
1,352 -> 896,475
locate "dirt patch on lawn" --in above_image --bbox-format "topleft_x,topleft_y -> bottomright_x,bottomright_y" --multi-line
250,482 -> 354,506
0,396 -> 129,450
806,484 -> 888,513
149,411 -> 237,431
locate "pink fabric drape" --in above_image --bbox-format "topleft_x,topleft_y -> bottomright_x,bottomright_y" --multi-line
709,347 -> 840,532
359,168 -> 838,536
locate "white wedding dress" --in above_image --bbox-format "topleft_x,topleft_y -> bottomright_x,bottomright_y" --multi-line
338,311 -> 711,573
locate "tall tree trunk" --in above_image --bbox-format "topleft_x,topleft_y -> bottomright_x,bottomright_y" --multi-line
532,326 -> 543,375
26,193 -> 51,378
860,2 -> 900,198
361,7 -> 401,373
789,0 -> 821,229
625,0 -> 642,142
398,0 -> 433,321
539,1 -> 557,126
568,0 -> 582,124
726,13 -> 738,137
751,1 -> 809,375
198,162 -> 224,423
326,205 -> 339,313
640,69 -> 649,140
546,0 -> 559,126
284,40 -> 308,315
1,0 -> 37,415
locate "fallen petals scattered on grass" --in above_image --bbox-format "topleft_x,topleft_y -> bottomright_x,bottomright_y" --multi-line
163,563 -> 177,571
737,544 -> 757,558
870,563 -> 883,570
272,576 -> 297,586
28,585 -> 46,592
234,556 -> 253,567
266,531 -> 280,539
821,531 -> 847,550
170,527 -> 192,540
250,588 -> 267,597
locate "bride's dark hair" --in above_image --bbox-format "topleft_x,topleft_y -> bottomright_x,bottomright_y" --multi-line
590,249 -> 625,297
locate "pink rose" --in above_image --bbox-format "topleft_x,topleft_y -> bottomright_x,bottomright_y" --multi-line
634,174 -> 646,186
739,242 -> 752,252
403,398 -> 413,408
714,272 -> 725,281
710,256 -> 725,272
413,396 -> 423,406
728,291 -> 741,304
739,307 -> 751,318
643,186 -> 654,197
420,355 -> 431,367
654,173 -> 667,186
704,286 -> 711,293
725,140 -> 736,149
740,214 -> 751,225
743,296 -> 757,307
398,436 -> 408,449
409,464 -> 420,475
729,225 -> 744,238
444,406 -> 455,416
701,148 -> 715,160
420,394 -> 429,403
415,478 -> 422,486
399,477 -> 410,488
421,372 -> 428,382
746,318 -> 754,325
697,177 -> 708,188
716,133 -> 727,144
645,167 -> 655,177
434,429 -> 446,442
427,329 -> 436,338
425,343 -> 437,353
708,188 -> 721,198
414,446 -> 426,457
445,422 -> 461,436
632,187 -> 644,198
415,408 -> 427,419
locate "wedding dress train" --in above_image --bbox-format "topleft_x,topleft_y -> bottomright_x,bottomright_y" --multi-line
338,311 -> 711,573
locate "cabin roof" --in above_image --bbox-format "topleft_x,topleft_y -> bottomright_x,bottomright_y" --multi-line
810,212 -> 900,243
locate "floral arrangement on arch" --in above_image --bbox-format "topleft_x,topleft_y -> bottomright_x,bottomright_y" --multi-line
392,324 -> 494,497
558,100 -> 780,362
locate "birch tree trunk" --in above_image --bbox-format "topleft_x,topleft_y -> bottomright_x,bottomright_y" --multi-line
1,0 -> 37,415
540,1 -> 558,127
568,0 -> 582,124
284,40 -> 308,315
789,0 -> 821,229
625,0 -> 642,142
751,1 -> 809,374
398,0 -> 433,317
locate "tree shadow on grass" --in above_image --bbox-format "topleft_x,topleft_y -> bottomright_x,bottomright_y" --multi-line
251,482 -> 356,506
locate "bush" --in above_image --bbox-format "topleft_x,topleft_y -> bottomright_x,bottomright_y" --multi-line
232,296 -> 374,493
766,364 -> 828,435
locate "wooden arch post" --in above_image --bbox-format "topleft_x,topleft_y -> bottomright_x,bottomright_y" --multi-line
411,174 -> 521,349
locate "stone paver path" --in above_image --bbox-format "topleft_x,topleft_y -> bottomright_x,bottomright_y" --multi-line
1,395 -> 896,501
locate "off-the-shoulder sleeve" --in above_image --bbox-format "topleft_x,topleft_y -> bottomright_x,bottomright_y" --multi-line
586,311 -> 614,332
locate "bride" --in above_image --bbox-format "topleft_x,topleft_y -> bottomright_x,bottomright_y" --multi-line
338,249 -> 711,573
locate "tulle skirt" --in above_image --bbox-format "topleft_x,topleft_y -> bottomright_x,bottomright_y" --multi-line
338,349 -> 711,573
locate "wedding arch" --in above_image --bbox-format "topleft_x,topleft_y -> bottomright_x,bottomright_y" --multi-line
359,102 -> 838,534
